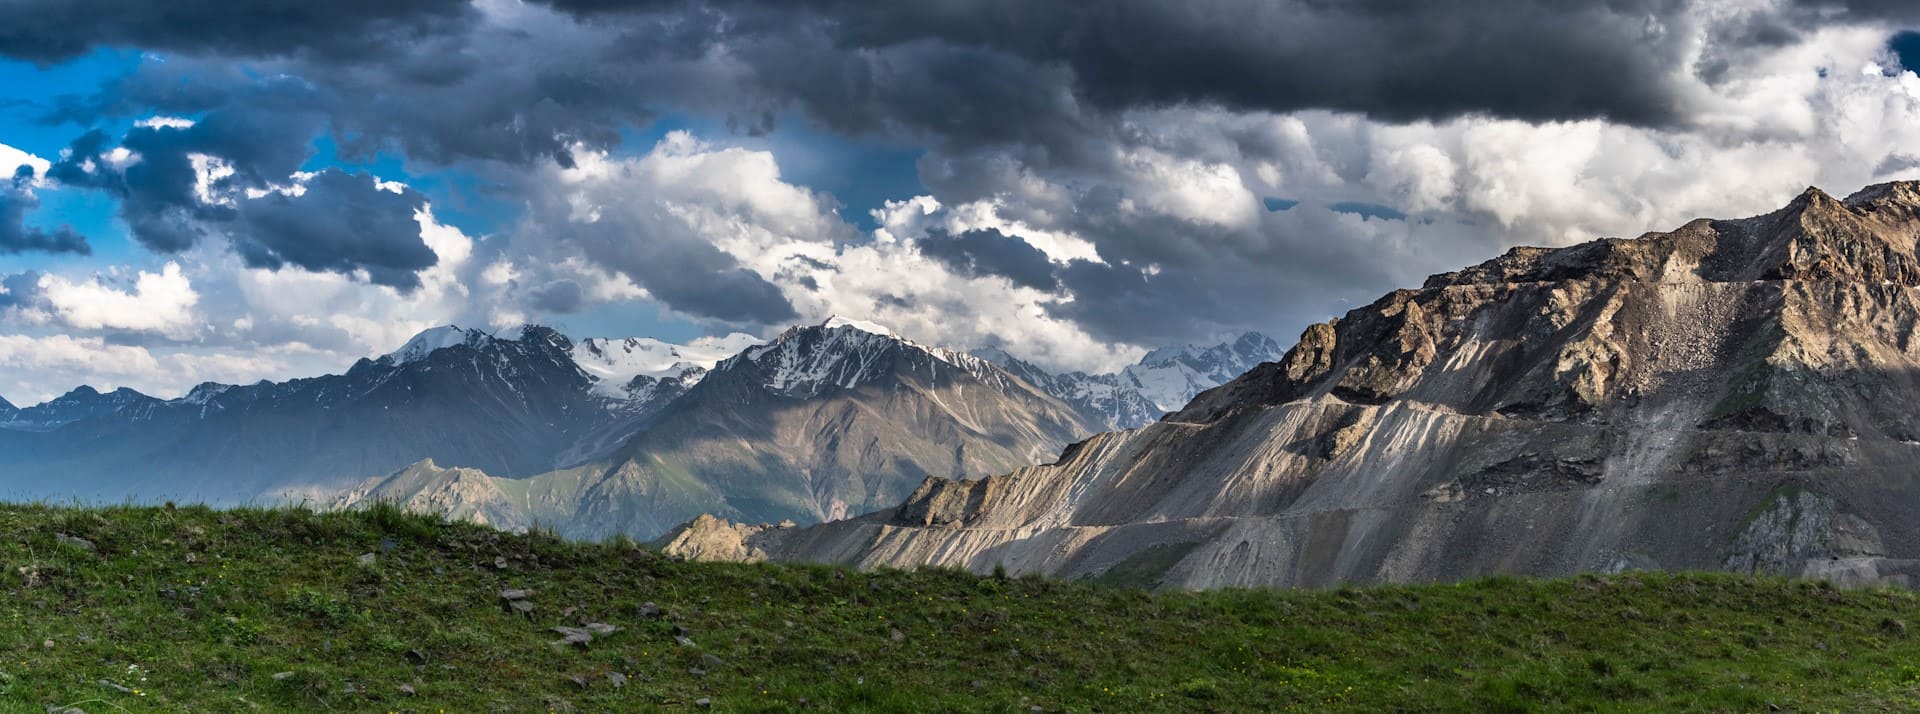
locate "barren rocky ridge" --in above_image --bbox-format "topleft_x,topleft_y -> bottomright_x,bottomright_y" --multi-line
673,181 -> 1920,589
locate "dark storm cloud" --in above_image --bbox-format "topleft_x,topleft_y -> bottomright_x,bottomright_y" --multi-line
1876,154 -> 1920,175
1010,185 -> 1434,346
535,0 -> 1751,129
529,280 -> 586,314
0,0 -> 476,64
1787,0 -> 1920,23
915,228 -> 1059,291
0,167 -> 90,256
23,0 -> 1911,164
229,170 -> 437,291
48,93 -> 327,252
48,119 -> 440,289
653,265 -> 797,325
32,6 -> 748,171
512,168 -> 801,325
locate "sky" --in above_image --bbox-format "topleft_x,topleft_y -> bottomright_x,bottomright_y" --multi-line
0,1 -> 1918,405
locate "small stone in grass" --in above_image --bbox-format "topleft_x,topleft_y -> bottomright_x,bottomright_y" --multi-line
606,672 -> 628,689
550,626 -> 593,647
674,635 -> 696,648
695,698 -> 712,708
271,672 -> 295,681
689,667 -> 706,677
701,653 -> 724,668
890,629 -> 905,642
499,588 -> 532,601
54,534 -> 95,552
399,684 -> 416,696
355,553 -> 376,567
494,556 -> 508,569
585,622 -> 618,636
637,602 -> 662,619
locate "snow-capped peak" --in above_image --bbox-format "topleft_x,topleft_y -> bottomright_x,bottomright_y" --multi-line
820,315 -> 892,336
383,325 -> 493,365
727,317 -> 1003,397
180,382 -> 233,405
978,332 -> 1286,429
1139,343 -> 1198,366
571,332 -> 764,399
1122,332 -> 1284,411
969,346 -> 1019,365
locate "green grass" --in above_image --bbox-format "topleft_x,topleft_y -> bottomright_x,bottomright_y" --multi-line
1,504 -> 1918,712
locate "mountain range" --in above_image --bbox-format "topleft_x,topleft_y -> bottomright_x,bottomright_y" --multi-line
667,181 -> 1920,591
0,315 -> 1277,537
337,318 -> 1099,538
978,331 -> 1283,430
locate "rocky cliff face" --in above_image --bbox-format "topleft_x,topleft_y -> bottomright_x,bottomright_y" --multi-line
681,182 -> 1920,589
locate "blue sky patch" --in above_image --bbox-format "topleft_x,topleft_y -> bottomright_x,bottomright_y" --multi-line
1891,31 -> 1920,72
1327,201 -> 1407,221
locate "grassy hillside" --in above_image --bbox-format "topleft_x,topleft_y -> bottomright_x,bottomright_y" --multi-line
1,505 -> 1918,712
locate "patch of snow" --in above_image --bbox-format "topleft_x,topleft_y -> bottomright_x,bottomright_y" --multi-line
384,326 -> 493,365
820,315 -> 893,336
179,382 -> 233,405
571,332 -> 764,399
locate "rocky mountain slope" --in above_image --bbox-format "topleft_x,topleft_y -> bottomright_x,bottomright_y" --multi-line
339,318 -> 1100,539
980,332 -> 1284,429
0,326 -> 724,503
675,181 -> 1920,589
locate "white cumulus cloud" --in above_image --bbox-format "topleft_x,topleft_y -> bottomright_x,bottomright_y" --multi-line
38,262 -> 201,338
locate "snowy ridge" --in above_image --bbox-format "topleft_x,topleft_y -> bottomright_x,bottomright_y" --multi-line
730,316 -> 1013,398
371,324 -> 764,403
1123,332 -> 1284,411
180,382 -> 233,405
978,332 -> 1284,429
572,332 -> 762,399
382,325 -> 494,365
820,315 -> 892,336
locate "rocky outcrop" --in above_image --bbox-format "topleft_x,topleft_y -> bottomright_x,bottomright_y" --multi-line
677,181 -> 1920,589
655,515 -> 783,563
